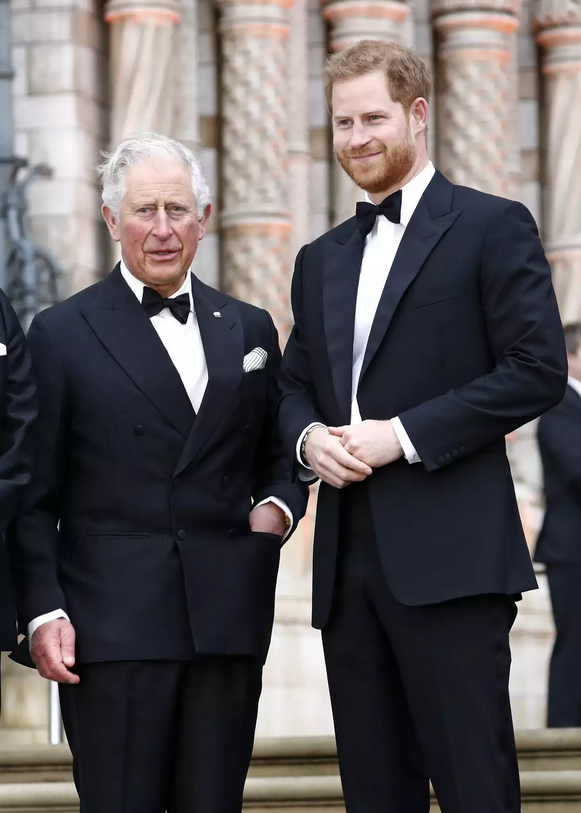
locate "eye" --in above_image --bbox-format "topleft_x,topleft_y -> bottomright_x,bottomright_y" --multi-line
171,206 -> 185,212
336,119 -> 351,129
137,207 -> 151,214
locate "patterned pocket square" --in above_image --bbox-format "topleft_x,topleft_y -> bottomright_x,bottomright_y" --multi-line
0,343 -> 6,357
243,347 -> 268,373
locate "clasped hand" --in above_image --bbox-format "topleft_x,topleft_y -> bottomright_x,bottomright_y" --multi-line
304,421 -> 404,489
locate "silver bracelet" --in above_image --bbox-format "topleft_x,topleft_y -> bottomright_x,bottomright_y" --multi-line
300,424 -> 326,466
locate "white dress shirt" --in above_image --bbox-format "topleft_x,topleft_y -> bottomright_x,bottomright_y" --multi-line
568,376 -> 581,399
297,162 -> 436,473
29,262 -> 292,641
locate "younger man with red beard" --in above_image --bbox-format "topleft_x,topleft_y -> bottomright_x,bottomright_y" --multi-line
278,39 -> 566,813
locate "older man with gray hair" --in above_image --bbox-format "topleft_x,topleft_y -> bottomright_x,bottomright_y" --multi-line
10,132 -> 307,813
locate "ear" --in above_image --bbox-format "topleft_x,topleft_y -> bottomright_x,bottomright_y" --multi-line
409,97 -> 429,138
197,203 -> 212,241
102,205 -> 121,242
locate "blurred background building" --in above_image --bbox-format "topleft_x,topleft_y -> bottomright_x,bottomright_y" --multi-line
1,0 -> 580,744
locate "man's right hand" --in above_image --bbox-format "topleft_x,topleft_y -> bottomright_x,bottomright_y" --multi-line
304,426 -> 372,489
31,618 -> 80,684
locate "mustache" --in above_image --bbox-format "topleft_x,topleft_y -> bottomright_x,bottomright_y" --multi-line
339,146 -> 386,159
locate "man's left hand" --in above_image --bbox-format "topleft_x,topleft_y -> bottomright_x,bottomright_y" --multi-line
249,502 -> 286,537
329,420 -> 404,469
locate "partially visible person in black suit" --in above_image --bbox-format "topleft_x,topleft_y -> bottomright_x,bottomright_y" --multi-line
9,133 -> 307,813
0,288 -> 36,703
536,321 -> 581,728
279,39 -> 567,813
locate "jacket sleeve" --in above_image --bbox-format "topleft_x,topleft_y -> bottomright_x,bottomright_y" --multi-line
278,245 -> 326,473
5,312 -> 68,631
0,290 -> 37,536
251,310 -> 309,537
398,200 -> 568,472
538,403 -> 581,501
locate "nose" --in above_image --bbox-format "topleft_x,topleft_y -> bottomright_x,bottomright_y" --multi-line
350,122 -> 372,150
151,209 -> 173,240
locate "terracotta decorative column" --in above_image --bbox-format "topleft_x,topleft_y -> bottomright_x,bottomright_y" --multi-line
219,0 -> 293,341
322,0 -> 411,225
534,0 -> 581,320
104,0 -> 181,144
288,0 -> 311,259
431,0 -> 521,198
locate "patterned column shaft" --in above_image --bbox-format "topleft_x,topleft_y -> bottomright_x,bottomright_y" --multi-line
288,0 -> 311,258
175,0 -> 201,153
104,0 -> 181,145
219,0 -> 293,341
535,0 -> 581,321
322,0 -> 411,225
431,0 -> 520,198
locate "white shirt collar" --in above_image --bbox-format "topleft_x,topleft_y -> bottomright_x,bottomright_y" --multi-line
568,376 -> 581,399
364,160 -> 436,227
119,260 -> 193,310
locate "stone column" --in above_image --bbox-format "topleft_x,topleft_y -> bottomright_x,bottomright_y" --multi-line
322,0 -> 411,225
288,0 -> 311,258
534,0 -> 581,321
219,0 -> 293,341
431,0 -> 521,198
175,0 -> 201,155
104,0 -> 181,145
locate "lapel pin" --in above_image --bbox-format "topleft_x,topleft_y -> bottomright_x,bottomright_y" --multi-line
213,311 -> 222,319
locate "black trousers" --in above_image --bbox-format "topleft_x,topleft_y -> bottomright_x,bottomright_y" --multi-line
322,483 -> 520,813
59,657 -> 263,813
546,563 -> 581,727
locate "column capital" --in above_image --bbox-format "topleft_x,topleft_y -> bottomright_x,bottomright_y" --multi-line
431,0 -> 520,15
104,0 -> 180,24
321,0 -> 410,51
534,1 -> 581,74
218,0 -> 294,38
534,1 -> 581,30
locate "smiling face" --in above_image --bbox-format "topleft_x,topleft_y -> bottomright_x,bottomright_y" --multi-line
102,158 -> 211,297
332,71 -> 428,202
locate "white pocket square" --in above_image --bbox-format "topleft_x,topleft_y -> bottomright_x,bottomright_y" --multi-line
243,347 -> 268,373
0,344 -> 6,356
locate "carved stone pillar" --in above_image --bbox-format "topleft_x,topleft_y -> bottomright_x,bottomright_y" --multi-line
534,0 -> 581,320
431,0 -> 521,197
288,0 -> 311,258
322,0 -> 411,225
175,0 -> 201,154
219,0 -> 293,341
104,0 -> 181,144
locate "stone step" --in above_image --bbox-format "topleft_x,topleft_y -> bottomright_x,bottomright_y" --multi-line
1,729 -> 580,785
0,772 -> 579,813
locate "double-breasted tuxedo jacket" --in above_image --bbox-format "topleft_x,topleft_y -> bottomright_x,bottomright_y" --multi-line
279,170 -> 567,629
10,266 -> 306,664
0,289 -> 36,650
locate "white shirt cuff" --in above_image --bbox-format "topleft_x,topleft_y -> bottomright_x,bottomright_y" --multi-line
255,497 -> 294,541
28,609 -> 70,643
391,417 -> 421,464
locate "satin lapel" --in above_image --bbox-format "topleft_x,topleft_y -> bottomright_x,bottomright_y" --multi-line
323,221 -> 365,424
81,267 -> 195,439
359,197 -> 460,382
174,275 -> 244,477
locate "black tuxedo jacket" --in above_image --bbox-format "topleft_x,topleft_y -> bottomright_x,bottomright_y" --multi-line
279,170 -> 567,630
535,384 -> 581,565
0,289 -> 37,650
9,266 -> 307,664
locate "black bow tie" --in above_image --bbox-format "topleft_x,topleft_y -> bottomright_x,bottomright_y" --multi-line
141,287 -> 190,324
356,189 -> 402,237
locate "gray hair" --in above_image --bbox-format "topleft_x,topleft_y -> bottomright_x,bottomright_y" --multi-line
97,132 -> 211,220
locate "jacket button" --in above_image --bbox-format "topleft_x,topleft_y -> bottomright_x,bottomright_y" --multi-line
437,456 -> 445,466
445,453 -> 452,463
173,477 -> 181,487
452,450 -> 460,459
223,475 -> 229,485
134,425 -> 144,436
177,529 -> 186,540
460,446 -> 466,454
244,424 -> 251,433
228,528 -> 236,539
